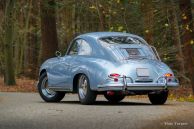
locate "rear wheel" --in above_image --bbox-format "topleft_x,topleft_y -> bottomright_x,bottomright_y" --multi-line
104,92 -> 125,103
148,90 -> 168,105
78,74 -> 97,105
38,73 -> 65,102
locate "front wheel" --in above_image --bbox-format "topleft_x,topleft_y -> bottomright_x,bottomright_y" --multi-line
78,74 -> 97,105
148,90 -> 168,105
38,73 -> 65,102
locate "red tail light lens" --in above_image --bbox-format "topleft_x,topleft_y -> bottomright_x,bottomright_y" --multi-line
114,78 -> 118,82
164,73 -> 173,77
109,73 -> 120,77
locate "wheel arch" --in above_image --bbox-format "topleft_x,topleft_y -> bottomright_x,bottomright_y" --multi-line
73,72 -> 90,93
39,69 -> 47,78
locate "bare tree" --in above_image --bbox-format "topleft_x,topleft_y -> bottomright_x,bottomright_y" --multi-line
141,0 -> 154,44
168,0 -> 186,81
179,0 -> 194,93
3,0 -> 16,85
24,0 -> 39,78
40,0 -> 58,63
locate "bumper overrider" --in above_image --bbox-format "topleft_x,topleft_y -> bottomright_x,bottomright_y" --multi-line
97,76 -> 179,91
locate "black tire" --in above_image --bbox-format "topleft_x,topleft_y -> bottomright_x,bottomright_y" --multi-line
104,92 -> 125,103
38,72 -> 65,102
78,74 -> 97,105
148,90 -> 168,105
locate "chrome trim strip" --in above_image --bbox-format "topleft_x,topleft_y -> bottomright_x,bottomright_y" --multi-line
48,87 -> 72,91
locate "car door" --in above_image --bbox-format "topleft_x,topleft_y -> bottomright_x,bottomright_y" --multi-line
47,56 -> 72,89
64,39 -> 93,90
49,39 -> 92,91
63,39 -> 91,90
59,39 -> 79,90
48,40 -> 79,91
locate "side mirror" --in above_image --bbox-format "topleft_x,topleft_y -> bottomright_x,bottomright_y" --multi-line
55,51 -> 61,58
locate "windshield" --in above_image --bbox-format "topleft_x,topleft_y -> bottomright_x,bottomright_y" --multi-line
99,36 -> 145,45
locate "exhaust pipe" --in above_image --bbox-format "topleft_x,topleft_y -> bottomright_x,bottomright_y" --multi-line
107,91 -> 115,96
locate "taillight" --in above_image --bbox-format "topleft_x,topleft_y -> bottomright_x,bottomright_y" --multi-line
109,73 -> 120,82
109,73 -> 120,77
164,73 -> 173,77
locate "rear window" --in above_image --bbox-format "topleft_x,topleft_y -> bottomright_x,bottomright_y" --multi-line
125,48 -> 141,56
100,36 -> 144,44
121,48 -> 148,59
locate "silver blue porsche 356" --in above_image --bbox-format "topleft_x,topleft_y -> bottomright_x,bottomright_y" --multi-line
37,32 -> 179,105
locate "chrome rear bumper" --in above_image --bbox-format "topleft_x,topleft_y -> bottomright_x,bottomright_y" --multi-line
97,76 -> 179,91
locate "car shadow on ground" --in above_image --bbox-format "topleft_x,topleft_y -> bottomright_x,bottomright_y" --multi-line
37,100 -> 174,106
58,100 -> 152,106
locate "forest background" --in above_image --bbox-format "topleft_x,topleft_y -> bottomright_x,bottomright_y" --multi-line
0,0 -> 194,100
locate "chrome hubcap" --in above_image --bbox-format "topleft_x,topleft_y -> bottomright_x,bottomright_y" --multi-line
41,77 -> 56,98
78,75 -> 88,99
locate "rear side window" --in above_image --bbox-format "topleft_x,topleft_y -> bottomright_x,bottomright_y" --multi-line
67,39 -> 92,56
68,40 -> 78,55
77,39 -> 92,55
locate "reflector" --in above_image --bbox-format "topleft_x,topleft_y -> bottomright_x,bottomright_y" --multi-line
165,73 -> 172,77
110,73 -> 120,77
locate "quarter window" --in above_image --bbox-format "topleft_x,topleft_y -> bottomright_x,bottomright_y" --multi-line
77,40 -> 92,55
68,40 -> 78,55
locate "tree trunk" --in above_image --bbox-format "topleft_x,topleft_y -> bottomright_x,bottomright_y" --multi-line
168,0 -> 186,82
141,0 -> 154,44
4,0 -> 16,85
95,0 -> 106,31
0,0 -> 5,75
40,0 -> 58,63
25,0 -> 39,79
179,0 -> 194,93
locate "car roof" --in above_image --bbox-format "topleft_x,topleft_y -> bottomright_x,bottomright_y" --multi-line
77,32 -> 148,45
78,32 -> 139,39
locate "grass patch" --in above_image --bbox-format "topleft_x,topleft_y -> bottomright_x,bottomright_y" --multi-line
169,94 -> 194,102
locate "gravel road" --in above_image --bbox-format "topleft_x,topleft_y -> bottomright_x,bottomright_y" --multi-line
0,92 -> 193,129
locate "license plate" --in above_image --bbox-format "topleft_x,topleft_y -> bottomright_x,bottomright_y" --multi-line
136,68 -> 149,77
